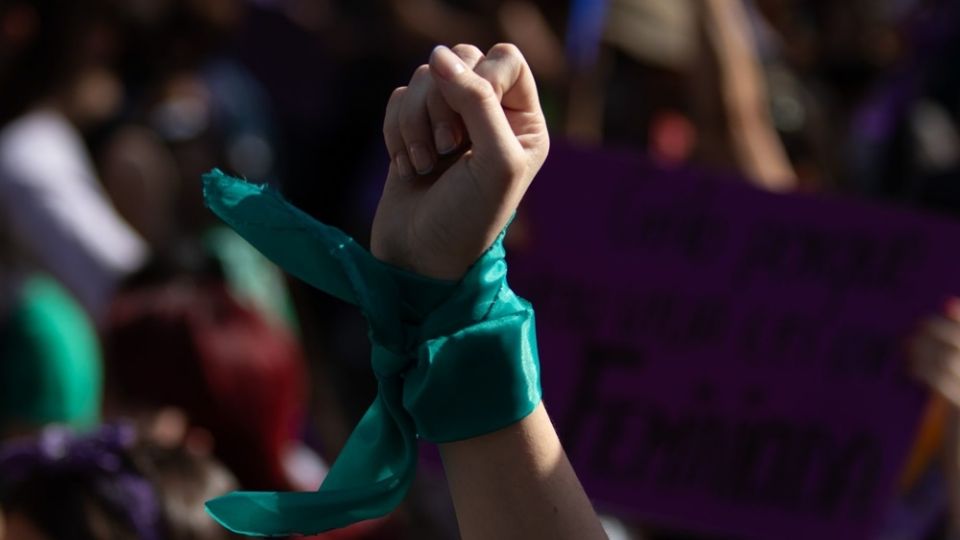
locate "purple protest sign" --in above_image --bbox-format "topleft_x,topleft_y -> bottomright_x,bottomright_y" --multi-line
507,143 -> 960,540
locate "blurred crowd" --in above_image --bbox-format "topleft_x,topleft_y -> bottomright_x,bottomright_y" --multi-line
0,0 -> 957,538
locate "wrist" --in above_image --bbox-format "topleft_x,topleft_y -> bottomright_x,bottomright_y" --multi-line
202,169 -> 543,535
373,253 -> 468,282
376,225 -> 542,442
370,235 -> 471,282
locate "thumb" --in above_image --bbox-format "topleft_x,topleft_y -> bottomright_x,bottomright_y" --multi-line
429,45 -> 524,175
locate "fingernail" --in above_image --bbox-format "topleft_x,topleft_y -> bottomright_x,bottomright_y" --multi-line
431,45 -> 466,80
434,124 -> 458,154
396,153 -> 414,179
409,143 -> 434,174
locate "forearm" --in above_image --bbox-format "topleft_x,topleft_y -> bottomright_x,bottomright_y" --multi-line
700,0 -> 796,190
439,402 -> 607,540
379,44 -> 600,538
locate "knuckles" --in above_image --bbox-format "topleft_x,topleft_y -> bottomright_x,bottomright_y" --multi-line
388,86 -> 407,103
383,43 -> 547,185
397,102 -> 418,131
451,43 -> 483,63
461,77 -> 497,106
488,42 -> 523,61
411,64 -> 431,82
383,86 -> 407,133
484,146 -> 529,183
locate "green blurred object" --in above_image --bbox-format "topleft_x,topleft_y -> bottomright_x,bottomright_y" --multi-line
201,170 -> 542,537
203,225 -> 300,334
0,275 -> 102,433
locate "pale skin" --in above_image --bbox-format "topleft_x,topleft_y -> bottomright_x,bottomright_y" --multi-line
697,0 -> 797,191
908,300 -> 960,535
372,44 -> 607,539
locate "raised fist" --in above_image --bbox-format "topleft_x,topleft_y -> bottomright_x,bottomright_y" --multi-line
372,43 -> 549,280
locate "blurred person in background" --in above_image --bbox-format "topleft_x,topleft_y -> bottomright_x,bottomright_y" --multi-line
0,0 -> 148,321
91,0 -> 298,329
0,0 -> 148,453
565,0 -> 801,192
839,3 -> 960,537
847,0 -> 960,213
909,298 -> 960,539
94,4 -> 395,535
0,423 -> 238,540
101,276 -> 393,539
561,3 -> 958,539
101,276 -> 314,493
1,0 -> 955,539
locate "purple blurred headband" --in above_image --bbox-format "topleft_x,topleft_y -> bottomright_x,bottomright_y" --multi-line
0,423 -> 163,540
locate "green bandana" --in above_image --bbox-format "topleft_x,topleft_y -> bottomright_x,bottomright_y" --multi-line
201,170 -> 542,536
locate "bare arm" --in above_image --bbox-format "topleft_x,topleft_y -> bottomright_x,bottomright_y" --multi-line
440,403 -> 607,540
373,44 -> 605,538
698,0 -> 797,191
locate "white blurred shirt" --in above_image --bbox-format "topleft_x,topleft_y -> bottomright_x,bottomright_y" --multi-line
0,108 -> 148,319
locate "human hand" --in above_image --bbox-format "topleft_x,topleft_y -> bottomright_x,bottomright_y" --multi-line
371,43 -> 549,280
908,299 -> 960,407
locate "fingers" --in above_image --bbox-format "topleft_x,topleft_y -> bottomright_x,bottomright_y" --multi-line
909,316 -> 960,407
472,43 -> 549,170
383,86 -> 413,178
429,44 -> 526,180
399,65 -> 438,175
385,43 -> 546,185
428,44 -> 484,155
910,333 -> 960,405
920,316 -> 960,351
384,45 -> 485,179
472,43 -> 541,118
449,43 -> 485,68
426,91 -> 462,156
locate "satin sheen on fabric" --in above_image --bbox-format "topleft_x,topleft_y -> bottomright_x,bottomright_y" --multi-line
201,170 -> 542,536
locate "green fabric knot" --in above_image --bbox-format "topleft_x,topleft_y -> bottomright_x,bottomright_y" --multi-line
200,170 -> 542,537
369,343 -> 409,379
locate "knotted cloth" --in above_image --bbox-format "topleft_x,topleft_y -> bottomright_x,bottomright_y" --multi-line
201,170 -> 542,536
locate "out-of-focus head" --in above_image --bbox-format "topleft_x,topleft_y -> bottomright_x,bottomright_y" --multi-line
97,125 -> 181,250
129,437 -> 239,539
102,278 -> 309,491
0,0 -> 126,126
0,425 -> 160,540
0,423 -> 237,540
119,0 -> 244,79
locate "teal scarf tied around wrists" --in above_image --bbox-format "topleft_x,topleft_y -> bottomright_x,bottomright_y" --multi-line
201,170 -> 542,537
